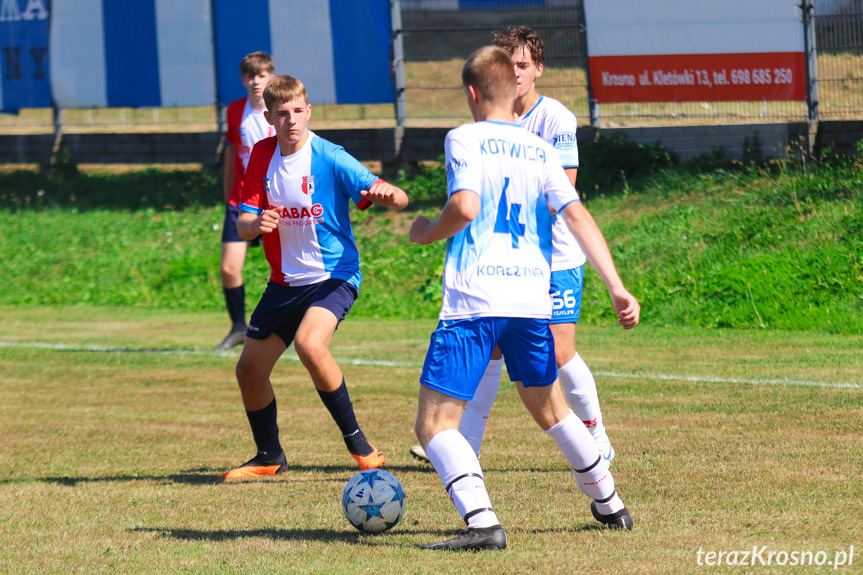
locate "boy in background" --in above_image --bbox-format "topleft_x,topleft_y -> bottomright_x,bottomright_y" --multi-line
215,52 -> 275,350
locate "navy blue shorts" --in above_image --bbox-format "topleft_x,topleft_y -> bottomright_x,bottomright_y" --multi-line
247,279 -> 357,346
222,203 -> 261,246
420,317 -> 558,400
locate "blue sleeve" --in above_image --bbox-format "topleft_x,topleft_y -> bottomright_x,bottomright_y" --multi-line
331,144 -> 379,205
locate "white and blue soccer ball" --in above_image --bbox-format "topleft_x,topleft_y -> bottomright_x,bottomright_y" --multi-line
341,469 -> 406,533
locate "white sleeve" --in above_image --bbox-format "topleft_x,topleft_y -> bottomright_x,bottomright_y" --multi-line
444,128 -> 480,198
548,105 -> 579,168
545,160 -> 580,212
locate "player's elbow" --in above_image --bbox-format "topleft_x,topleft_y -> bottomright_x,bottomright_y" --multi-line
459,204 -> 480,221
451,191 -> 481,221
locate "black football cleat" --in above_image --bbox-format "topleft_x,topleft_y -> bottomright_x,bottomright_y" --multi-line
421,525 -> 507,551
214,328 -> 246,351
590,501 -> 634,530
409,444 -> 432,465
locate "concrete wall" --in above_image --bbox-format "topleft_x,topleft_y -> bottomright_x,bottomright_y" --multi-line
1,121 -> 859,172
601,123 -> 809,161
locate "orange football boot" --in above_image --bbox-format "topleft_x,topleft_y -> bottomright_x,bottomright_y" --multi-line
222,452 -> 288,479
351,444 -> 385,470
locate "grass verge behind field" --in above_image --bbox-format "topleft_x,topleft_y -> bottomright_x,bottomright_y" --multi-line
1,157 -> 861,333
0,307 -> 860,574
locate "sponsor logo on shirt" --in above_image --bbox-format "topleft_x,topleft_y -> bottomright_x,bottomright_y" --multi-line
476,265 -> 545,278
480,138 -> 547,162
275,204 -> 324,220
302,175 -> 317,195
446,157 -> 468,179
262,177 -> 271,193
553,132 -> 577,150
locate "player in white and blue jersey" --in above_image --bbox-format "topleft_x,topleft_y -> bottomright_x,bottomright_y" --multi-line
222,75 -> 409,480
411,26 -> 619,468
411,46 -> 639,551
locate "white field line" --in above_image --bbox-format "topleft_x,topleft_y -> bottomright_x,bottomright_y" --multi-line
0,339 -> 860,390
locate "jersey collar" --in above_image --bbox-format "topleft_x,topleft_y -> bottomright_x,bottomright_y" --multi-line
520,95 -> 544,121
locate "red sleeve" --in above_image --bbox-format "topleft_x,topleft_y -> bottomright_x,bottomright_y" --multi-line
240,136 -> 278,211
356,178 -> 385,211
225,98 -> 246,146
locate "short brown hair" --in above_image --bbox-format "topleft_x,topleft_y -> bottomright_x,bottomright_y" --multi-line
263,75 -> 308,110
239,51 -> 275,76
492,26 -> 545,67
462,46 -> 517,106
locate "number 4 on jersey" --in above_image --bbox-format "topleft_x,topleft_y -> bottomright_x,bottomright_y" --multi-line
494,177 -> 525,248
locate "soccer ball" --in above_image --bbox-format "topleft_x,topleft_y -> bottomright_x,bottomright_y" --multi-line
341,469 -> 406,533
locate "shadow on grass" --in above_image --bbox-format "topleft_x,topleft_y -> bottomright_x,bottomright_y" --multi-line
132,526 -> 454,545
132,523 -> 604,545
7,463 -> 435,487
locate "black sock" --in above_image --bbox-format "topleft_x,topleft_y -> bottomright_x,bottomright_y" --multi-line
246,398 -> 282,461
224,285 -> 246,331
317,380 -> 373,456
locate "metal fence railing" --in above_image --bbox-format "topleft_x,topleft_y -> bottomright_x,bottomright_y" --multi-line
814,0 -> 863,120
398,0 -> 863,127
0,0 -> 860,134
399,2 -> 586,126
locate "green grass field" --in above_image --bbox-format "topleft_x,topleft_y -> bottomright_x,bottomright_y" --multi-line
0,306 -> 860,574
0,139 -> 860,572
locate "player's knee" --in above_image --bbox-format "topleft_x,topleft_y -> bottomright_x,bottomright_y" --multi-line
555,347 -> 575,368
414,417 -> 437,448
220,263 -> 241,284
413,419 -> 425,445
293,336 -> 328,366
235,356 -> 259,386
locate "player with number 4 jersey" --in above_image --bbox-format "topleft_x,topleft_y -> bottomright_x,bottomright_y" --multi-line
410,26 -> 619,470
437,122 -> 573,322
411,46 -> 639,551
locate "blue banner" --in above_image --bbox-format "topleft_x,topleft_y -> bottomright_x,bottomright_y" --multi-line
0,0 -> 51,112
212,0 -> 394,107
4,0 -> 395,112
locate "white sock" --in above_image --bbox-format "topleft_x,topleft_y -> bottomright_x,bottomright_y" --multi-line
559,353 -> 606,440
459,358 -> 503,458
425,429 -> 499,529
545,411 -> 621,511
593,492 -> 625,516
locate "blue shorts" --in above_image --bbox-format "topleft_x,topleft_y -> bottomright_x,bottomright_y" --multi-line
247,279 -> 357,346
550,266 -> 584,324
420,317 -> 558,400
222,203 -> 261,246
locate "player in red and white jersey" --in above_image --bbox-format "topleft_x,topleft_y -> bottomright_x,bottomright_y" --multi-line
215,52 -> 275,351
222,75 -> 408,480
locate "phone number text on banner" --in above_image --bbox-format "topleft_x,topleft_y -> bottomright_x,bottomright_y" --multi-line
590,52 -> 806,103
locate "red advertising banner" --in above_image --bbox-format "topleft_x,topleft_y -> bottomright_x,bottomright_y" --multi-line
589,52 -> 806,103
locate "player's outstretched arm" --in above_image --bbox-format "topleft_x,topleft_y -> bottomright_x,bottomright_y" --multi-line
361,181 -> 409,211
410,190 -> 480,245
237,209 -> 280,241
560,201 -> 640,329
